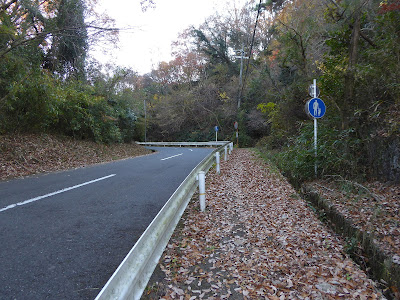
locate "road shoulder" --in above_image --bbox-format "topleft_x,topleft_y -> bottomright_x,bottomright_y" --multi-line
142,149 -> 383,298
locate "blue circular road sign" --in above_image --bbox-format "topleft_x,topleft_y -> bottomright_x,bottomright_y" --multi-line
307,98 -> 326,118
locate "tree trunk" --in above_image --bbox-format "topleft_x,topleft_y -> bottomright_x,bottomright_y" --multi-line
342,12 -> 361,130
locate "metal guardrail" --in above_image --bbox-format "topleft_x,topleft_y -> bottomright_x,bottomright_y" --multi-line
95,141 -> 232,300
136,141 -> 230,147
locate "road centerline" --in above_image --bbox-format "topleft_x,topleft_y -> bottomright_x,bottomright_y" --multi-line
160,153 -> 183,161
0,174 -> 116,213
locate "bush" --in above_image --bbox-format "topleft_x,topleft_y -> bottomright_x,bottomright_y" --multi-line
1,71 -> 61,132
0,72 -> 137,144
56,86 -> 95,140
118,108 -> 137,143
262,122 -> 366,183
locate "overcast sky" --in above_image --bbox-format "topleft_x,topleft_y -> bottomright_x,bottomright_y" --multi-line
90,0 -> 250,74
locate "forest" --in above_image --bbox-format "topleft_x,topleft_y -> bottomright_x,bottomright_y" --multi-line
0,0 -> 399,183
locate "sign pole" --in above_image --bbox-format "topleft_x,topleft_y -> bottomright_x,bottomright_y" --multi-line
234,122 -> 239,148
144,99 -> 147,143
307,80 -> 325,178
313,79 -> 317,178
314,118 -> 317,177
214,126 -> 219,142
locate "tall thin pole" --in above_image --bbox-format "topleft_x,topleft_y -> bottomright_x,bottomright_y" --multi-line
313,79 -> 317,177
237,45 -> 245,109
314,118 -> 317,177
144,98 -> 147,143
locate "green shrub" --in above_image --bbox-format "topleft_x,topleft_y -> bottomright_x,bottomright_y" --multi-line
263,122 -> 366,182
118,108 -> 137,143
0,72 -> 137,144
1,71 -> 60,132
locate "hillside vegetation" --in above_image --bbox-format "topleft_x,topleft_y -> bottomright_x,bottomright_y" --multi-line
0,0 -> 399,183
0,133 -> 152,181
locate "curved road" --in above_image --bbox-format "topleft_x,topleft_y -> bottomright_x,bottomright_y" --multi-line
0,147 -> 214,299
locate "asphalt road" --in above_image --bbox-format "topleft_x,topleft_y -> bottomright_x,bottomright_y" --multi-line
0,147 -> 214,300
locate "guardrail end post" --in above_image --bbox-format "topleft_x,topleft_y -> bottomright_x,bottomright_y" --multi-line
215,152 -> 220,174
198,171 -> 206,212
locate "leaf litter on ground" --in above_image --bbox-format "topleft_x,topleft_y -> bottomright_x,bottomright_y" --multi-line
144,149 -> 384,299
0,133 -> 152,181
308,178 -> 400,264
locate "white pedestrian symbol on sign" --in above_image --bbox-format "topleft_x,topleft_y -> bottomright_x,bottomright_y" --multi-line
307,97 -> 325,119
313,99 -> 321,117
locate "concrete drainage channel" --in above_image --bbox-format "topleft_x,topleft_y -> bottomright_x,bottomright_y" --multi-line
301,185 -> 400,298
95,141 -> 233,300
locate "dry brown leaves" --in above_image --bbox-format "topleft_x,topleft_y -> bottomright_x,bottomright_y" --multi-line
146,149 -> 384,299
0,133 -> 152,181
308,179 -> 400,261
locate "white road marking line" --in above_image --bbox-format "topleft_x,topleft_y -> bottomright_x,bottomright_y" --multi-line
0,174 -> 116,213
189,149 -> 193,152
161,153 -> 183,161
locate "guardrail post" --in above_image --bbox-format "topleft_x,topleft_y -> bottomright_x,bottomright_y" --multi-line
224,146 -> 228,161
215,152 -> 220,174
229,142 -> 233,154
198,171 -> 206,212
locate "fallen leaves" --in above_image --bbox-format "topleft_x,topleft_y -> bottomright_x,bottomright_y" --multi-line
0,133 -> 152,181
308,179 -> 400,260
144,149 -> 384,299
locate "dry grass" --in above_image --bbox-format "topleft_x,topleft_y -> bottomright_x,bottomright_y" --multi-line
0,133 -> 152,181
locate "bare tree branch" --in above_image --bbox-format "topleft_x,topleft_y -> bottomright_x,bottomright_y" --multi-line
0,0 -> 18,12
0,23 -> 125,59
